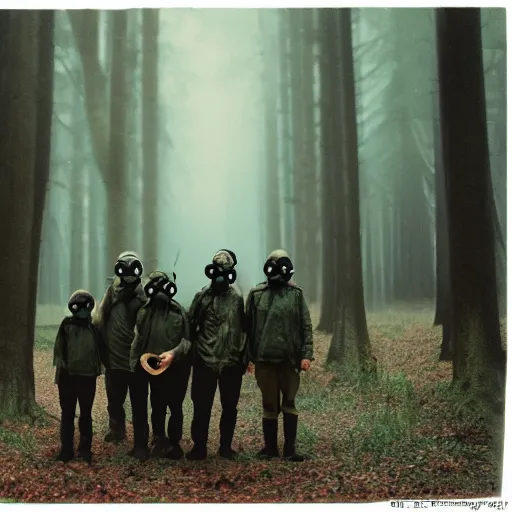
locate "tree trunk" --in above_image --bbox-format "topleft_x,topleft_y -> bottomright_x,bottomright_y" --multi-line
69,89 -> 85,295
107,11 -> 129,271
142,9 -> 159,271
0,11 -> 54,418
288,9 -> 307,289
259,10 -> 282,255
327,9 -> 374,373
436,8 -> 505,401
300,9 -> 319,304
278,10 -> 294,255
317,8 -> 336,333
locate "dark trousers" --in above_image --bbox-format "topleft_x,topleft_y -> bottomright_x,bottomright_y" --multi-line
149,360 -> 191,444
190,359 -> 243,450
131,360 -> 191,445
105,368 -> 143,438
111,365 -> 150,447
58,371 -> 97,454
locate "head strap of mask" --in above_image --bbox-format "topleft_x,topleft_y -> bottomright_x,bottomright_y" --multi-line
144,271 -> 177,300
68,292 -> 95,316
263,256 -> 294,282
216,249 -> 237,268
114,252 -> 143,280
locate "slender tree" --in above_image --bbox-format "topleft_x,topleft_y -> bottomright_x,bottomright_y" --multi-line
142,9 -> 160,271
317,8 -> 337,333
107,11 -> 129,269
259,9 -> 282,254
327,9 -> 374,372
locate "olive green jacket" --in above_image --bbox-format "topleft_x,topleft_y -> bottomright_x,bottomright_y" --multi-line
245,281 -> 313,369
188,285 -> 246,371
129,299 -> 191,371
93,277 -> 146,371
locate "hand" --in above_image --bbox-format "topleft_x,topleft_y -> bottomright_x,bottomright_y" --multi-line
246,362 -> 255,375
300,359 -> 311,371
158,351 -> 174,369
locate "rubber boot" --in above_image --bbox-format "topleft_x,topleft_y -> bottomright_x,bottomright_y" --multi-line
218,409 -> 238,460
77,435 -> 93,465
257,418 -> 279,459
104,428 -> 126,443
57,415 -> 75,463
166,444 -> 185,460
282,413 -> 305,462
151,436 -> 170,458
186,444 -> 207,461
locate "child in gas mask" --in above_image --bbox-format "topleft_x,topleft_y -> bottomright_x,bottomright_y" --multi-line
186,250 -> 246,460
53,290 -> 109,464
245,249 -> 314,462
129,271 -> 191,460
94,251 -> 147,447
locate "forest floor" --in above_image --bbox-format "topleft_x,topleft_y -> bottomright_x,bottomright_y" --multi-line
0,303 -> 504,503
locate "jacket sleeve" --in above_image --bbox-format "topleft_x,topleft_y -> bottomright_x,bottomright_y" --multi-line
238,294 -> 249,366
299,292 -> 314,361
93,285 -> 112,333
129,308 -> 147,372
187,291 -> 202,341
244,290 -> 255,363
170,337 -> 192,361
53,320 -> 68,369
94,325 -> 110,370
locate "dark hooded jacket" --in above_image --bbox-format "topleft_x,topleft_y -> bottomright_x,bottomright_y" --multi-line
130,297 -> 191,371
53,291 -> 109,384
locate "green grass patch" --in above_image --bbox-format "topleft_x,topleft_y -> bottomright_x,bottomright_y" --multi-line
34,326 -> 58,350
0,425 -> 36,453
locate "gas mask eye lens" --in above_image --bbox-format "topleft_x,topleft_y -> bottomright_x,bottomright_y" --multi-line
148,287 -> 154,295
119,268 -> 123,275
134,268 -> 140,276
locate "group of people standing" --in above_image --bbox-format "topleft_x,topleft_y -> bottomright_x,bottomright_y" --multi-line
52,248 -> 314,465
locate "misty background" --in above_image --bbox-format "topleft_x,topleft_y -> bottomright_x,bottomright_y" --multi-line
36,7 -> 506,319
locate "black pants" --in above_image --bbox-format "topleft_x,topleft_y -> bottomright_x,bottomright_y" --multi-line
150,360 -> 191,444
190,359 -> 243,450
105,368 -> 143,438
58,371 -> 97,454
131,360 -> 191,445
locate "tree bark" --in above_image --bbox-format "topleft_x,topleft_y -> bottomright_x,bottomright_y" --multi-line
327,9 -> 374,372
278,10 -> 294,255
436,8 -> 505,401
69,88 -> 85,295
142,9 -> 159,271
317,8 -> 336,333
259,10 -> 282,255
0,11 -> 54,418
107,11 -> 129,271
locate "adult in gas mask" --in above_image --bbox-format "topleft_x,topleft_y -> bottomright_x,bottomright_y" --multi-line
129,271 -> 191,460
94,251 -> 147,446
245,249 -> 314,462
186,250 -> 246,460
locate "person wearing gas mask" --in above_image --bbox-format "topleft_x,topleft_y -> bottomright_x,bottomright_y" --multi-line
129,271 -> 192,460
53,290 -> 109,464
245,249 -> 314,462
94,251 -> 147,445
186,249 -> 246,461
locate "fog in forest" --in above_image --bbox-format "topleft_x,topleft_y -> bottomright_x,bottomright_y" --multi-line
37,7 -> 506,323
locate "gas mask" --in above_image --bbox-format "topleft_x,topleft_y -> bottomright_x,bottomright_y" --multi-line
264,256 -> 294,284
114,252 -> 143,285
68,292 -> 94,320
205,262 -> 236,294
144,271 -> 177,303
